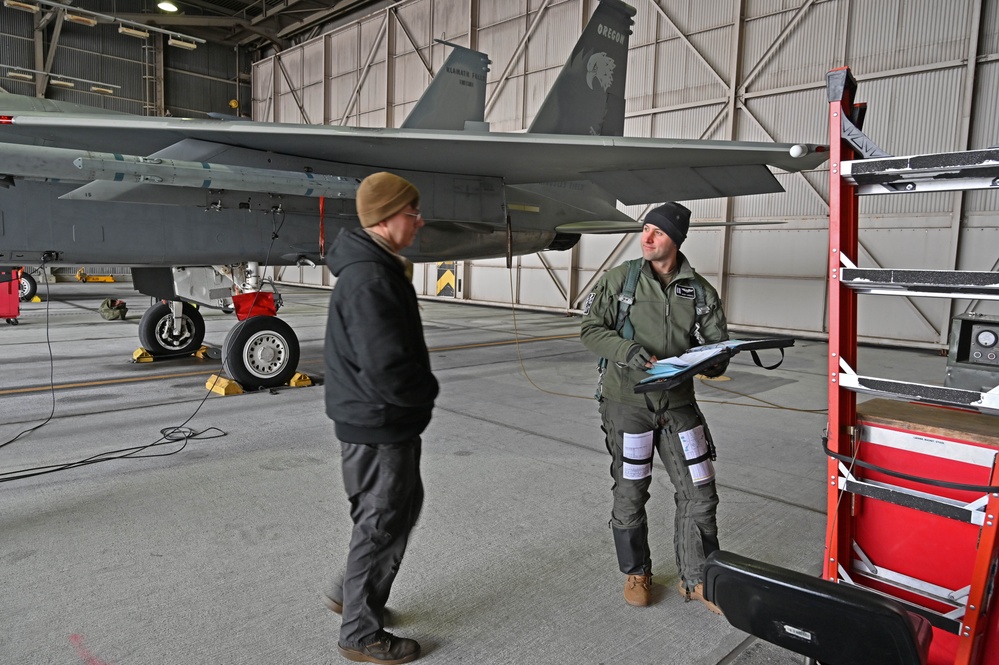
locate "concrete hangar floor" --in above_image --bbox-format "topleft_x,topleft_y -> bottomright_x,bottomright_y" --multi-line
0,281 -> 946,664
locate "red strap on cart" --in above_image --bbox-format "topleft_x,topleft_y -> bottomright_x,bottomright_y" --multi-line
319,196 -> 326,258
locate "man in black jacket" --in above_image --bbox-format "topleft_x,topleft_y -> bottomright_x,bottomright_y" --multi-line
324,172 -> 438,664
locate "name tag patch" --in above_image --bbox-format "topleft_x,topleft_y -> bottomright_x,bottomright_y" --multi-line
675,285 -> 695,299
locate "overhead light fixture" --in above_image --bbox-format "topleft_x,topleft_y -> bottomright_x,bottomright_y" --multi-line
118,25 -> 150,39
1,66 -> 119,94
65,13 -> 98,26
3,0 -> 40,12
9,0 -> 203,46
167,36 -> 197,50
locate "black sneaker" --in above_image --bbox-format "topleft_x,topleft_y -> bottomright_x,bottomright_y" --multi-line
337,632 -> 420,664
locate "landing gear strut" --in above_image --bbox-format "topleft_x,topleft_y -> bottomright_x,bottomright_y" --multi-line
131,265 -> 303,390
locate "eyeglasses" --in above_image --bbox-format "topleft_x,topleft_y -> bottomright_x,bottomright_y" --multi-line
403,211 -> 423,220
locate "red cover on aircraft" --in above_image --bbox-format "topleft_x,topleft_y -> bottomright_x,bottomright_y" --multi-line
0,267 -> 21,320
232,291 -> 276,321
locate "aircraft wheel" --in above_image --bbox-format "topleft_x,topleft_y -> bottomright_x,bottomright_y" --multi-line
18,271 -> 37,301
6,318 -> 18,326
222,316 -> 300,390
138,302 -> 206,356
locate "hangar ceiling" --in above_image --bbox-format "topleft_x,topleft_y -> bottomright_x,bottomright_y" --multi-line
119,0 -> 389,51
10,0 -> 391,53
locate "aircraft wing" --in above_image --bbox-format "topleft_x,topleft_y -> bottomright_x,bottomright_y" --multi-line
0,114 -> 827,204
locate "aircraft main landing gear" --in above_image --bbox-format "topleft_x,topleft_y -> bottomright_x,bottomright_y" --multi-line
18,270 -> 37,301
221,315 -> 300,390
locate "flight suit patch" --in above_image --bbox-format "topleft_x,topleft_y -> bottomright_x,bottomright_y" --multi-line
675,285 -> 695,299
583,291 -> 596,314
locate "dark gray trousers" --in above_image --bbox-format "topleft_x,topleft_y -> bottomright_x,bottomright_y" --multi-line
599,399 -> 719,587
338,438 -> 423,647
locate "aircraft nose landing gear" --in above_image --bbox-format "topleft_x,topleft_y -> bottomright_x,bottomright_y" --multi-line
138,302 -> 206,357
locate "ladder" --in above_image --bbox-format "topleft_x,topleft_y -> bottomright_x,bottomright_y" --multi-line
825,66 -> 999,665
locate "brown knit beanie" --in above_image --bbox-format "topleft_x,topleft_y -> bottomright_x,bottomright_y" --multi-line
355,172 -> 420,228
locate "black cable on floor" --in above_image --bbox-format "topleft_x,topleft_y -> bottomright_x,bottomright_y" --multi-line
0,262 -> 56,449
0,274 -> 230,481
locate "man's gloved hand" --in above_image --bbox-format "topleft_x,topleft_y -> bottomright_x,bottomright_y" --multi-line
626,345 -> 654,370
699,358 -> 729,378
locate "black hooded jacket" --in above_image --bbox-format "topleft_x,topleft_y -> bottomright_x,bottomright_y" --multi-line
324,227 -> 439,445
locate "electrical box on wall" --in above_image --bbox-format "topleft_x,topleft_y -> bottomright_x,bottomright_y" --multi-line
946,313 -> 999,391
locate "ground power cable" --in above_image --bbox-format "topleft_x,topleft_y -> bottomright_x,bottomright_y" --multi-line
0,272 -> 233,481
506,265 -> 591,400
0,340 -> 228,482
0,205 -> 295,479
0,261 -> 56,449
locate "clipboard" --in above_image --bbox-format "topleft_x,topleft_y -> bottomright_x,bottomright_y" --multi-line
634,338 -> 795,394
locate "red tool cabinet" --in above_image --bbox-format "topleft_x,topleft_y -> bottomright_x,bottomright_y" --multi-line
1,266 -> 21,324
846,400 -> 999,665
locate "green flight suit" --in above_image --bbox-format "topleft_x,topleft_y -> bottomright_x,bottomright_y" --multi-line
580,253 -> 728,589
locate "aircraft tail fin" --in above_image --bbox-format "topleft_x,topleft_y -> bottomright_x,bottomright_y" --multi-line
527,0 -> 636,136
400,41 -> 491,131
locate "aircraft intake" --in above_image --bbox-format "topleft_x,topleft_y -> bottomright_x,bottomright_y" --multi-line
546,233 -> 581,252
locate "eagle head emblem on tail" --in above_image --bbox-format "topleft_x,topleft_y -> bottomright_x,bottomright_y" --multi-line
586,52 -> 615,91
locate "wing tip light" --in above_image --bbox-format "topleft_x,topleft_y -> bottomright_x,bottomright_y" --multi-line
790,143 -> 827,159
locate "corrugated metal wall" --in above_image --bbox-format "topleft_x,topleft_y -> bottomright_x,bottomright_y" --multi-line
265,0 -> 999,347
0,3 -> 250,117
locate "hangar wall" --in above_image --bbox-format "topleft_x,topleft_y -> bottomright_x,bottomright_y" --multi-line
263,0 -> 993,347
0,1 -> 250,117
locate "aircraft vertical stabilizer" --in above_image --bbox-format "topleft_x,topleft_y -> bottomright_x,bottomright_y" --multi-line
527,0 -> 636,137
400,41 -> 491,131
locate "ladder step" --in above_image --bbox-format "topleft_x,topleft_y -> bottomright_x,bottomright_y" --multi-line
838,373 -> 999,415
842,148 -> 999,195
842,477 -> 983,524
840,268 -> 999,299
845,572 -> 964,634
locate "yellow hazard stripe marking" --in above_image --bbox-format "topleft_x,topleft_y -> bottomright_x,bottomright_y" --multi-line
436,269 -> 455,294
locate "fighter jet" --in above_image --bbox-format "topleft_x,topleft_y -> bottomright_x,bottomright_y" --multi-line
0,0 -> 826,389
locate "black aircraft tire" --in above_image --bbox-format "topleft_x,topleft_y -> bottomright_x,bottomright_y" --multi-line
138,302 -> 206,356
18,272 -> 37,301
222,316 -> 300,390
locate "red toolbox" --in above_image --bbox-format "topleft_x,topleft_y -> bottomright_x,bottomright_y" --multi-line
1,266 -> 21,324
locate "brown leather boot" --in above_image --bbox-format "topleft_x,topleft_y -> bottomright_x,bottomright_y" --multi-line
678,581 -> 722,615
337,631 -> 420,664
624,574 -> 652,606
